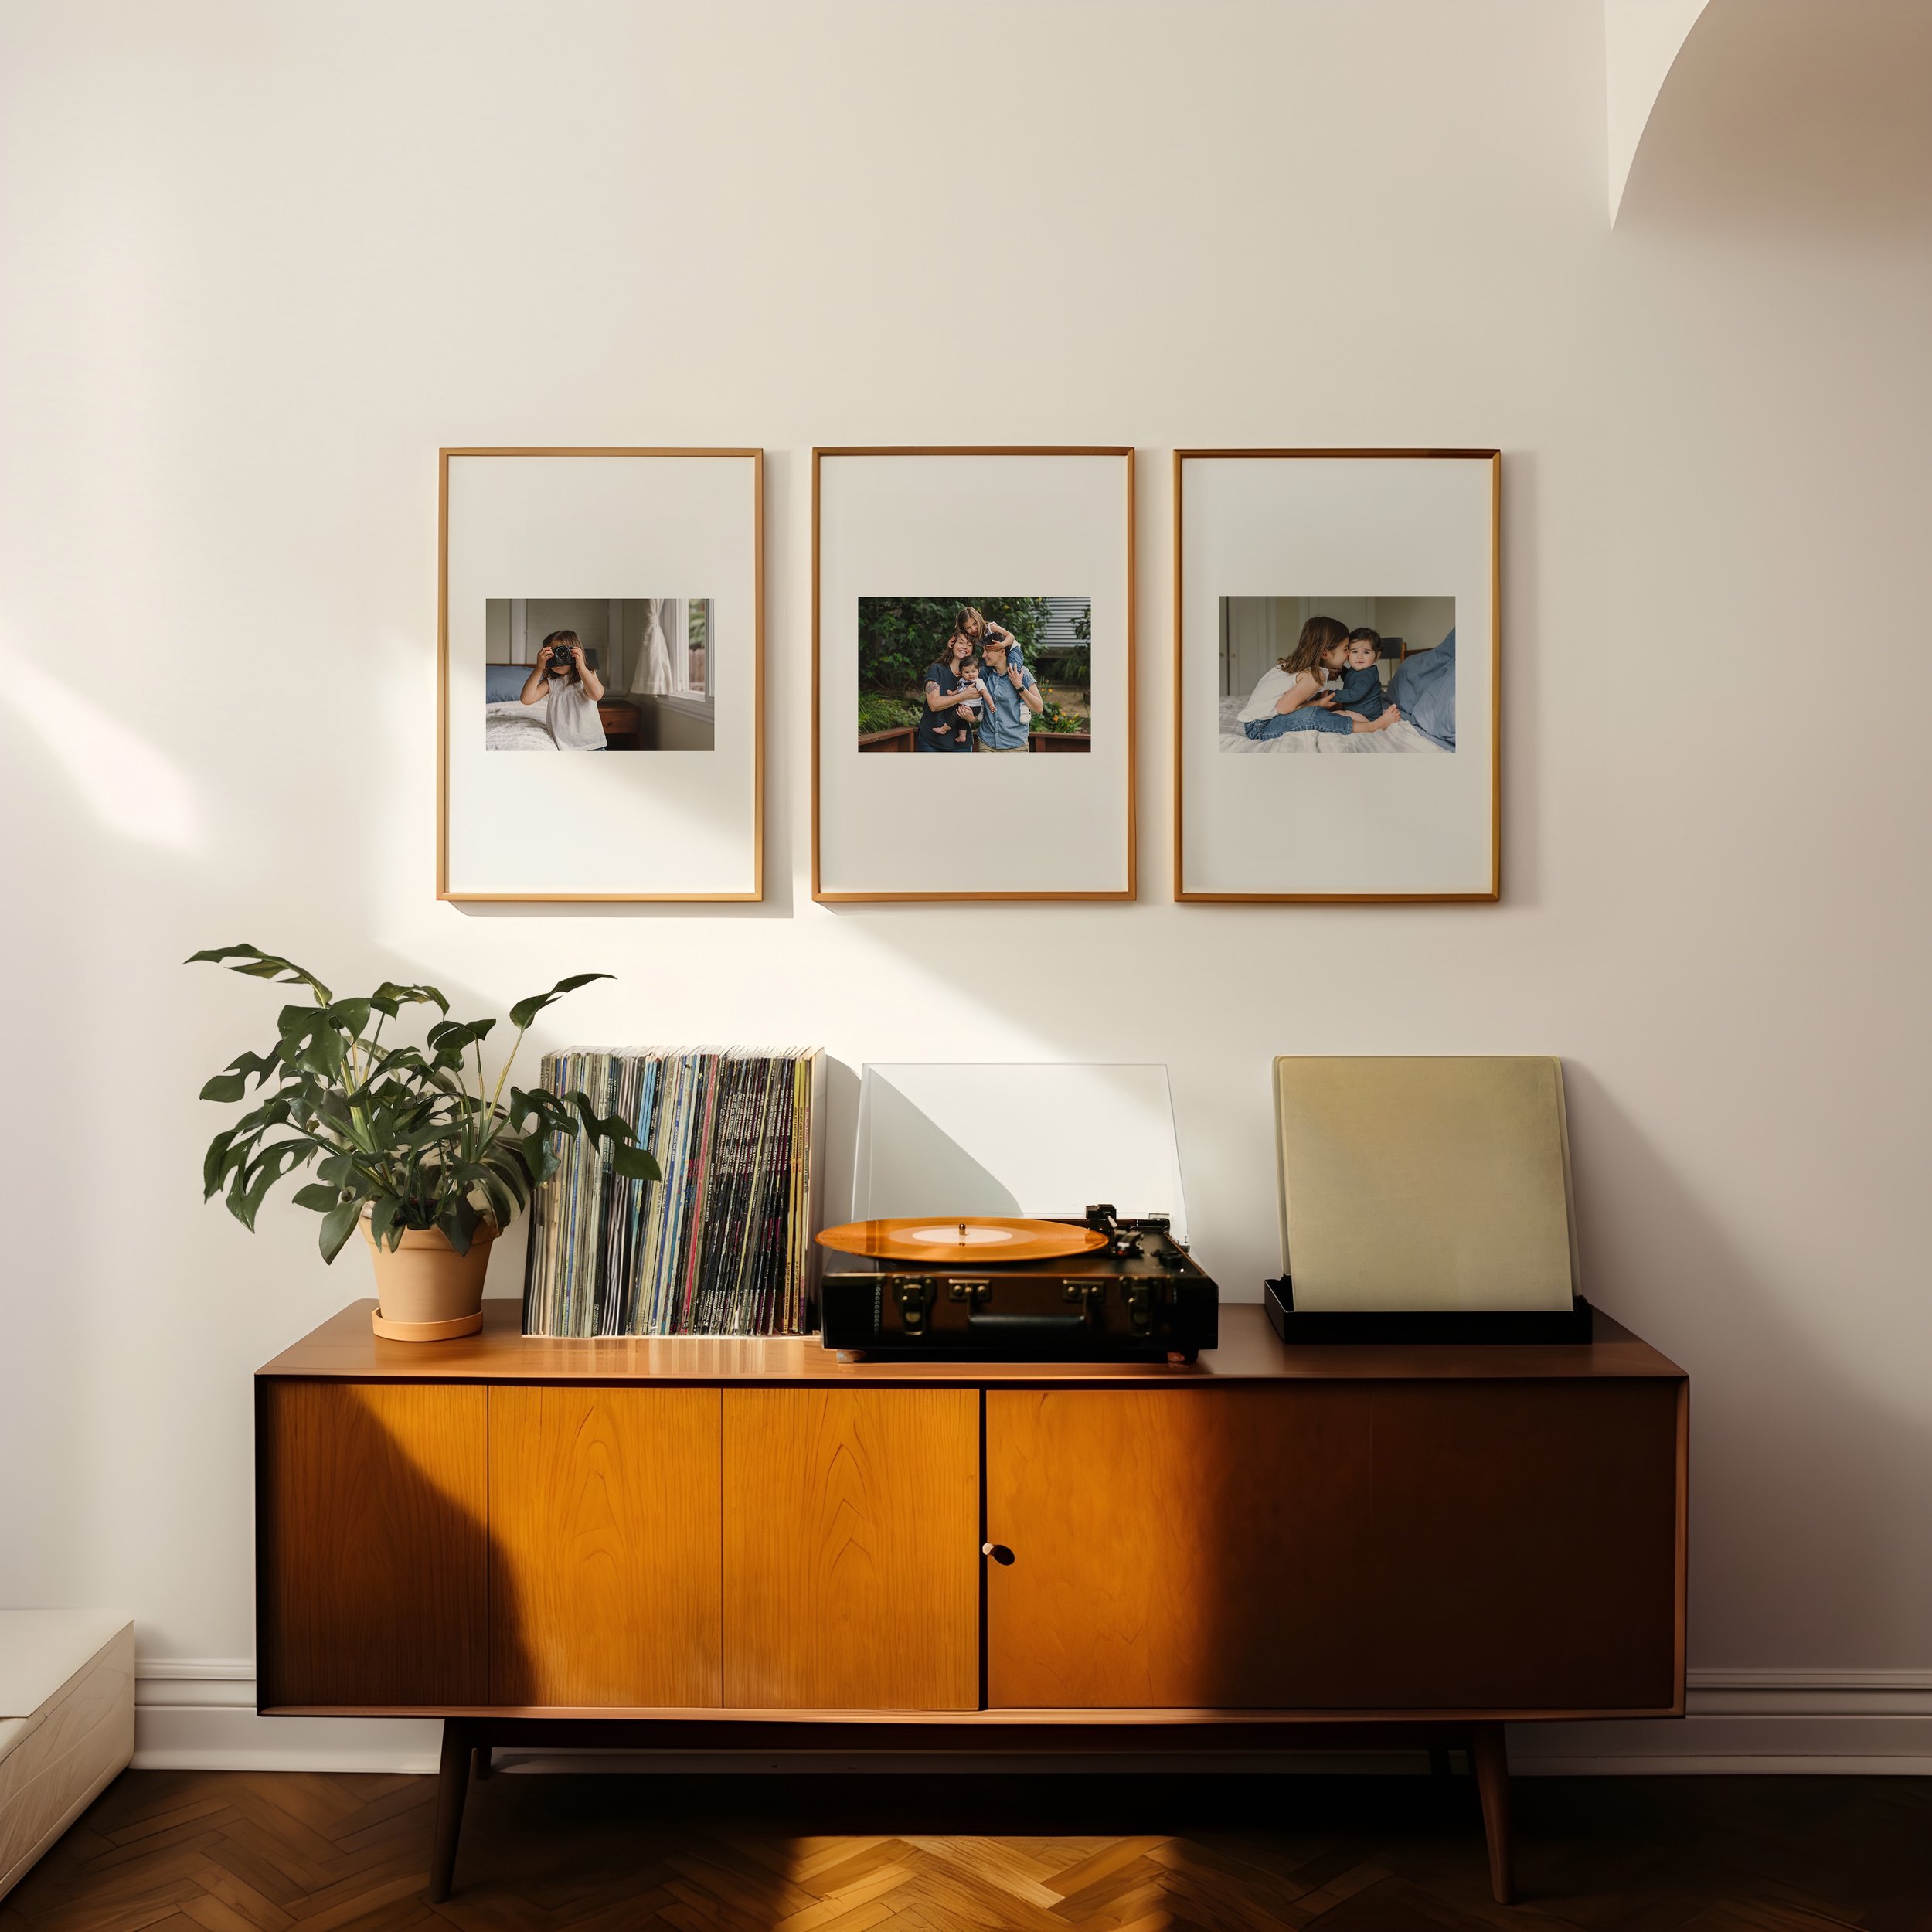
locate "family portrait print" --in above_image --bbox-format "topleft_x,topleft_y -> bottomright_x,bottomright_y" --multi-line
1219,596 -> 1458,755
484,597 -> 716,753
856,597 -> 1093,754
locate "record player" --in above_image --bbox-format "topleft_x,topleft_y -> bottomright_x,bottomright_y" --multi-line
818,1204 -> 1218,1362
816,1063 -> 1217,1362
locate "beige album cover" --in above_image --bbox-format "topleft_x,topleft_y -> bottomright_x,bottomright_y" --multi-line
1274,1056 -> 1579,1313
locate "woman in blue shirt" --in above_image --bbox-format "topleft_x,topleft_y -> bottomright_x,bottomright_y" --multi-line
915,633 -> 981,752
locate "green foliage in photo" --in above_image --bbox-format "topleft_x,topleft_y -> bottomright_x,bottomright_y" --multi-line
855,597 -> 1052,697
856,693 -> 922,736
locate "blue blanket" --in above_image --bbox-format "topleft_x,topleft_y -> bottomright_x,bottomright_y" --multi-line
1388,626 -> 1458,750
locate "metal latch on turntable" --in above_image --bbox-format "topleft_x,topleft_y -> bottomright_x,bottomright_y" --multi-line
1062,1281 -> 1105,1324
894,1278 -> 936,1332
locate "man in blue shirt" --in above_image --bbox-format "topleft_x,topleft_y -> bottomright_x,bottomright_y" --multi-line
974,628 -> 1043,751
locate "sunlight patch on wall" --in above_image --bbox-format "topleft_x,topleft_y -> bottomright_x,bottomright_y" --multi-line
0,645 -> 199,849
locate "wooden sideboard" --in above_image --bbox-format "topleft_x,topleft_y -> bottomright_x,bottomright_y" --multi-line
257,1301 -> 1688,1904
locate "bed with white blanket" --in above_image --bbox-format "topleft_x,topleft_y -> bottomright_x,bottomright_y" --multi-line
1216,693 -> 1450,754
486,699 -> 568,750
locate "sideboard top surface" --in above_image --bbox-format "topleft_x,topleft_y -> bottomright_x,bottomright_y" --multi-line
257,1300 -> 1685,1386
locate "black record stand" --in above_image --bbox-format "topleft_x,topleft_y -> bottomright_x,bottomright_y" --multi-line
1264,1277 -> 1595,1345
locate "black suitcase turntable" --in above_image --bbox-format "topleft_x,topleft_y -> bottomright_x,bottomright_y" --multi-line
818,1204 -> 1218,1362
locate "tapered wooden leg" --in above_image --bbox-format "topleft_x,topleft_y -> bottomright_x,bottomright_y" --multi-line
429,1719 -> 474,1903
1470,1723 -> 1514,1905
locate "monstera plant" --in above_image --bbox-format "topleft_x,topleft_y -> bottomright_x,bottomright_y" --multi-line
191,944 -> 655,1337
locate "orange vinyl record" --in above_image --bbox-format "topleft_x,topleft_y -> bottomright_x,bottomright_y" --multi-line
816,1216 -> 1109,1266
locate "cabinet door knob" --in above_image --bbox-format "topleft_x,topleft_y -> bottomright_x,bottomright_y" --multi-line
982,1543 -> 1015,1566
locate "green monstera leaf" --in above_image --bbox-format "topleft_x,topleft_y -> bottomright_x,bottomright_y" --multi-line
189,951 -> 649,1264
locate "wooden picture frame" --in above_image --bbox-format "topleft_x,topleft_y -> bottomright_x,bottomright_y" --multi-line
437,447 -> 764,903
1174,448 -> 1501,903
811,446 -> 1137,903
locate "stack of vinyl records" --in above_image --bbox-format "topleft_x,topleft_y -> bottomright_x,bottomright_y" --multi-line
522,1047 -> 827,1338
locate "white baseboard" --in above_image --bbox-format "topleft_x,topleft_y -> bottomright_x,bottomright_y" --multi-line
1509,1668 -> 1932,1774
134,1666 -> 441,1773
131,1662 -> 1932,1777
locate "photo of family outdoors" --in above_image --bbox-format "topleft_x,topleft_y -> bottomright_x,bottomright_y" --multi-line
483,597 -> 716,753
1219,596 -> 1458,755
856,597 -> 1092,753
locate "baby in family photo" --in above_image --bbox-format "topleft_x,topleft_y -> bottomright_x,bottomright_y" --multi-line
1330,628 -> 1389,720
953,646 -> 985,729
862,597 -> 1080,756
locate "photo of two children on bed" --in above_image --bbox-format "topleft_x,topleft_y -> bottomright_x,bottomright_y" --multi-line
1219,595 -> 1458,755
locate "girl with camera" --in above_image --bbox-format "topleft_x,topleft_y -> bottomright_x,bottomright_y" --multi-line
517,629 -> 607,751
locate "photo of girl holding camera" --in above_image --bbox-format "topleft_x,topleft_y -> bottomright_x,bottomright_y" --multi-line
517,629 -> 607,750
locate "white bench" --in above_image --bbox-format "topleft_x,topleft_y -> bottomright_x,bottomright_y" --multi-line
0,1612 -> 135,1902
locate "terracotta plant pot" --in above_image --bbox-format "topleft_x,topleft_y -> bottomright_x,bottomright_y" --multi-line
362,1213 -> 495,1342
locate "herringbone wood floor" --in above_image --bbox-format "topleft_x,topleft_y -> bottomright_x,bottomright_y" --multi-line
2,1767 -> 1926,1932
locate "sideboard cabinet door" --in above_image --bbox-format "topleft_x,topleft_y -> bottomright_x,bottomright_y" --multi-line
488,1387 -> 723,1709
257,1380 -> 487,1708
985,1386 -> 1377,1709
722,1389 -> 978,1711
1364,1379 -> 1682,1712
986,1380 -> 1683,1715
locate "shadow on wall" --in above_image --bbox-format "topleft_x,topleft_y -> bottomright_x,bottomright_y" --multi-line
1563,1064 -> 1932,1665
1623,0 -> 1932,234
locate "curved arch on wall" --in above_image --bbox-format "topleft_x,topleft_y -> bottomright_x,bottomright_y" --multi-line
1605,0 -> 1712,225
1609,0 -> 1932,231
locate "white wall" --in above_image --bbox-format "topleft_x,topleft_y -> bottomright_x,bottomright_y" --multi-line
1,0 -> 1927,1767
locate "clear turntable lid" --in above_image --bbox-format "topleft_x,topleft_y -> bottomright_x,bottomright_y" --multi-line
851,1063 -> 1188,1246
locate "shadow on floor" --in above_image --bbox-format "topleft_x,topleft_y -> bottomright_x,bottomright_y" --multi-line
2,1767 -> 1927,1931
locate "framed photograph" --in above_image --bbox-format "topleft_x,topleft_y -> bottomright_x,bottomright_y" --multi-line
812,447 -> 1135,902
1174,449 -> 1500,902
437,447 -> 763,902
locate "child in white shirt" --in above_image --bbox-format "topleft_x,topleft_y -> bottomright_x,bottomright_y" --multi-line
518,630 -> 607,751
